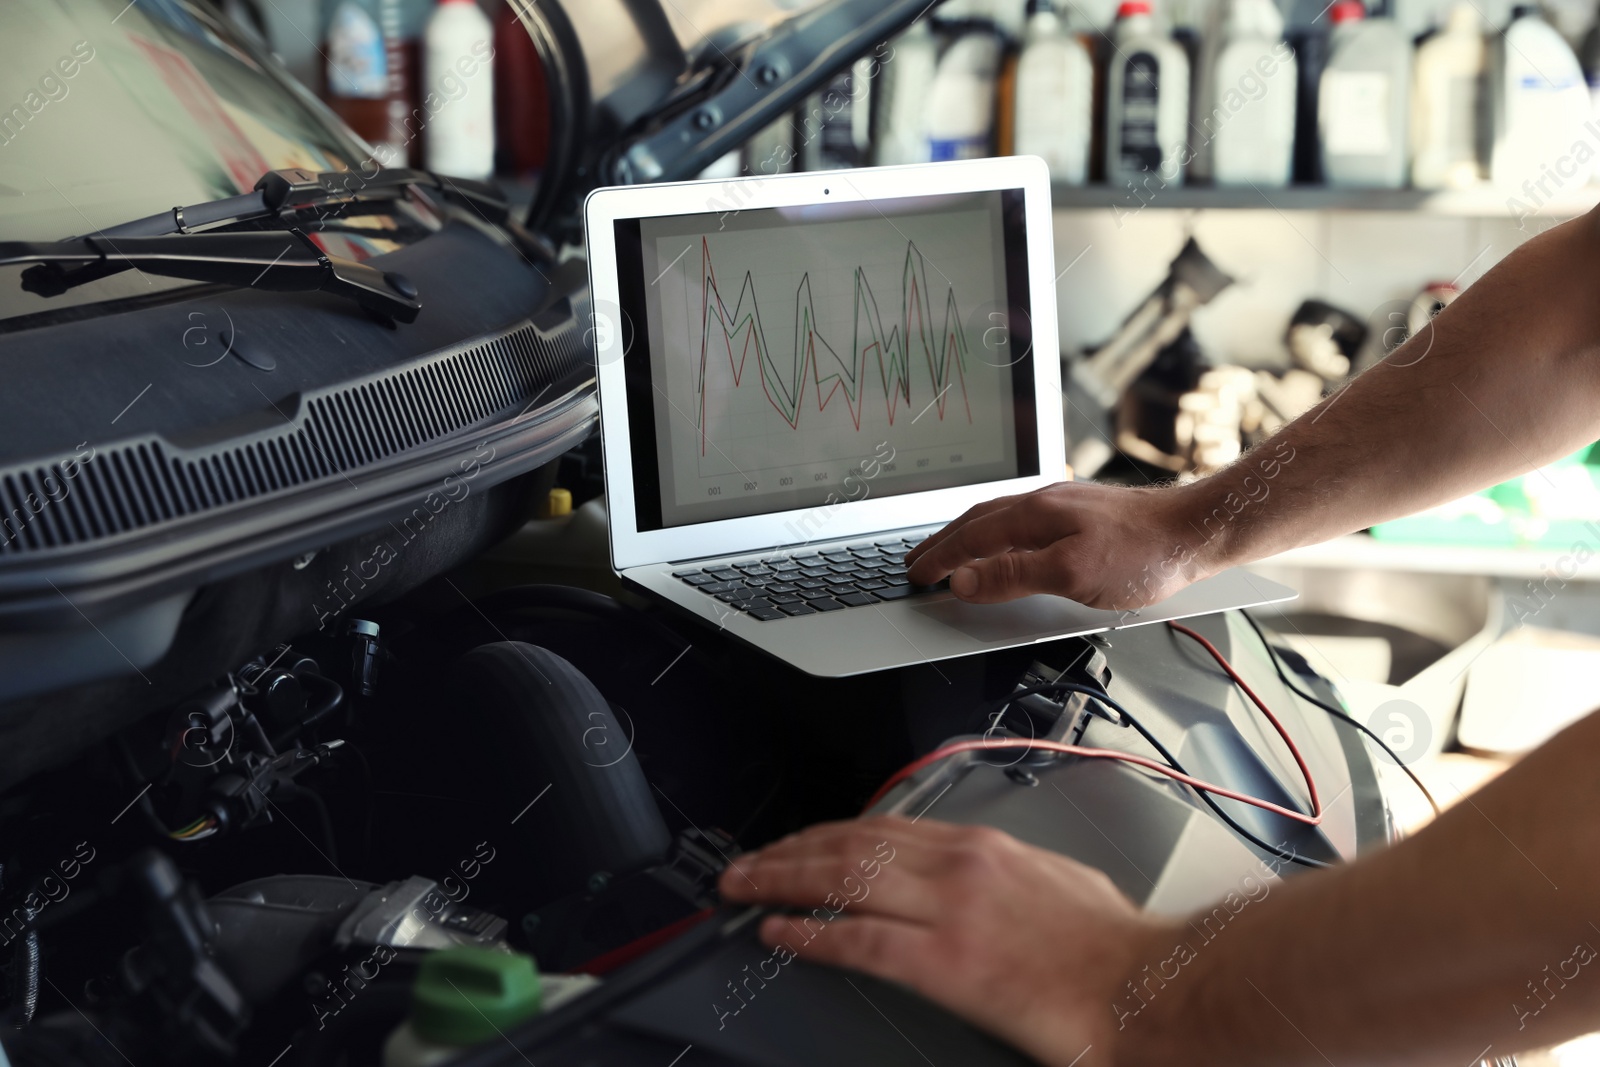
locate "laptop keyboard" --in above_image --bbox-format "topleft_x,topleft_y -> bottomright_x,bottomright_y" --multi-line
671,534 -> 948,621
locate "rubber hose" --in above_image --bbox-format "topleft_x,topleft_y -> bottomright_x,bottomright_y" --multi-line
451,642 -> 672,900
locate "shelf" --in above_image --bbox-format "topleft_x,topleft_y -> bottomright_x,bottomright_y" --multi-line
1049,183 -> 1600,217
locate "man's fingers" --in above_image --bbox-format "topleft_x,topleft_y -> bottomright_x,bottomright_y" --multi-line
721,819 -> 973,922
757,913 -> 941,992
908,501 -> 1070,585
949,542 -> 1080,604
905,493 -> 1022,569
725,853 -> 947,923
745,816 -> 970,866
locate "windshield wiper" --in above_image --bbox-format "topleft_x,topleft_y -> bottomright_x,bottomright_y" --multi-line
4,166 -> 553,323
98,165 -> 518,237
3,229 -> 422,323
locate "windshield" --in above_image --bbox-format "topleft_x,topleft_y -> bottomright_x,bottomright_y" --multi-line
0,0 -> 427,325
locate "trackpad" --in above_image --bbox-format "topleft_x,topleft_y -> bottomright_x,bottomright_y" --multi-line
910,593 -> 1114,644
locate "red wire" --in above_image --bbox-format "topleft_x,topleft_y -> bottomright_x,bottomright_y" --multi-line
1166,621 -> 1322,818
865,619 -> 1326,825
569,907 -> 715,976
863,737 -> 1322,824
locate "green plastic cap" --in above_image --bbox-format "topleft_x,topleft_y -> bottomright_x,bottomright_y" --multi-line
410,947 -> 543,1046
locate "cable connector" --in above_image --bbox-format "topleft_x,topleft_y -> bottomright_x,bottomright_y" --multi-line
347,619 -> 381,697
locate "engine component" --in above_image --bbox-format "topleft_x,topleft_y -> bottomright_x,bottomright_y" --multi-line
334,875 -> 508,953
206,874 -> 512,1009
116,851 -> 250,1059
526,826 -> 738,973
348,620 -> 384,698
449,642 -> 673,903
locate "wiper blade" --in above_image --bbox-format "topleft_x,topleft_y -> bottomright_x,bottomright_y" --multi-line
4,229 -> 421,323
101,166 -> 525,238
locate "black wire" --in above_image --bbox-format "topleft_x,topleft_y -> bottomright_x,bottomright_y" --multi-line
975,682 -> 1333,869
280,784 -> 339,867
1239,610 -> 1441,817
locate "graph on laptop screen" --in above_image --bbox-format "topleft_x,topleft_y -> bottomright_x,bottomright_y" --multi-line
620,189 -> 1038,531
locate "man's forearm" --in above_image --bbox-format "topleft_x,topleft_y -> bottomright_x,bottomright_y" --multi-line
1181,208 -> 1600,577
1116,708 -> 1600,1066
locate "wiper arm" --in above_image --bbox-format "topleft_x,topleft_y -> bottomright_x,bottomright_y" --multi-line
101,165 -> 533,241
4,229 -> 421,323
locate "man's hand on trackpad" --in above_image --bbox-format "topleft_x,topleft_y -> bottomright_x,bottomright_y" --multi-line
904,481 -> 1212,609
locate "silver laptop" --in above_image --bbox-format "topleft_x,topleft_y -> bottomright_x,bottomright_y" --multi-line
585,157 -> 1294,677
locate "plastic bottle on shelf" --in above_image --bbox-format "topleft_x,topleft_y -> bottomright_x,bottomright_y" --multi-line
1490,5 -> 1589,192
1284,0 -> 1336,182
422,0 -> 494,178
1106,0 -> 1190,188
1318,0 -> 1410,188
1013,0 -> 1094,183
1207,0 -> 1297,186
800,58 -> 874,170
874,20 -> 940,166
925,29 -> 1003,161
1410,3 -> 1487,189
324,0 -> 406,163
492,0 -> 550,180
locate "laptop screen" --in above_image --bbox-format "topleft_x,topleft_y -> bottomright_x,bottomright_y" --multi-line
613,188 -> 1040,533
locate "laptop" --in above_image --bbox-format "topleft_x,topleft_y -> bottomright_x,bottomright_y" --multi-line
585,157 -> 1294,677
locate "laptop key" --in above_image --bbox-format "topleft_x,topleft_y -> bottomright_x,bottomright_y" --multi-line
681,574 -> 718,587
672,569 -> 703,577
872,584 -> 919,601
746,603 -> 786,621
834,592 -> 878,607
700,581 -> 740,595
800,588 -> 835,600
768,593 -> 803,605
707,568 -> 742,581
796,578 -> 828,589
808,597 -> 846,611
716,589 -> 758,603
856,579 -> 888,591
766,583 -> 799,594
779,602 -> 818,616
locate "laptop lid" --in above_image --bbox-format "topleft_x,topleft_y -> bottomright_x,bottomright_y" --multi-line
586,157 -> 1067,571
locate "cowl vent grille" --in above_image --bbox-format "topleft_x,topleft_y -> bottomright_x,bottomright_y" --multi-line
0,317 -> 589,557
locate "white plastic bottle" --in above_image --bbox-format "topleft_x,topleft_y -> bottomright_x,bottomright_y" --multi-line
1208,0 -> 1298,186
1318,0 -> 1410,188
800,58 -> 874,170
1490,5 -> 1590,192
926,30 -> 1003,161
1013,0 -> 1094,183
1106,0 -> 1191,188
1411,3 -> 1487,189
874,20 -> 941,165
423,0 -> 494,178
